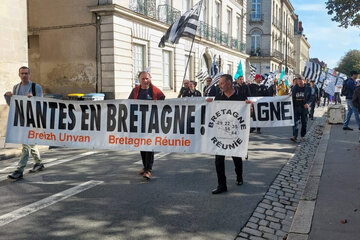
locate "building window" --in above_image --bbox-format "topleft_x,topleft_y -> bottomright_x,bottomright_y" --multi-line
251,0 -> 261,20
215,1 -> 221,29
163,50 -> 172,89
226,9 -> 232,36
236,15 -> 241,41
133,43 -> 146,82
251,30 -> 261,52
183,0 -> 191,12
201,0 -> 207,23
227,63 -> 233,75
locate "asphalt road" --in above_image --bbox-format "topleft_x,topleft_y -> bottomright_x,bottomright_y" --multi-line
0,126 -> 299,240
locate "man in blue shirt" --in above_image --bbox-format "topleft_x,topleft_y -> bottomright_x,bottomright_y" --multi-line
343,71 -> 360,131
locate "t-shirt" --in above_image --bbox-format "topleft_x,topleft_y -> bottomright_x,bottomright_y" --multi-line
137,88 -> 153,100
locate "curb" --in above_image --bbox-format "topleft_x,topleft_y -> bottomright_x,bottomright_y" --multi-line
287,123 -> 331,240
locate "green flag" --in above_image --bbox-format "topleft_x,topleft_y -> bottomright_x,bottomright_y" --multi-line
234,60 -> 243,80
279,69 -> 289,86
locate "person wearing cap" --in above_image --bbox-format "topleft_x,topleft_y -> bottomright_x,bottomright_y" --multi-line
249,73 -> 269,133
343,70 -> 360,131
290,76 -> 311,142
308,80 -> 319,120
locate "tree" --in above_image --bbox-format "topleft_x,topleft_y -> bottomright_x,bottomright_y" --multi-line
326,0 -> 360,28
336,50 -> 360,75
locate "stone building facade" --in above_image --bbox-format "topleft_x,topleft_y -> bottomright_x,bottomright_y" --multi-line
246,0 -> 299,80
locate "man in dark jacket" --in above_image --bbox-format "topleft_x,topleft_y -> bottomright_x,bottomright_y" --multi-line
290,76 -> 311,142
308,80 -> 319,120
233,75 -> 251,99
249,74 -> 269,133
343,71 -> 360,131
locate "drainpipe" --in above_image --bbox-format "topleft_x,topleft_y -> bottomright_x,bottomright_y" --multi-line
95,0 -> 102,93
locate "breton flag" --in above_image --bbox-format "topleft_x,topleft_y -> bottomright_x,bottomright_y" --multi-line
303,61 -> 322,82
249,62 -> 257,78
158,0 -> 203,48
204,72 -> 222,95
196,68 -> 209,83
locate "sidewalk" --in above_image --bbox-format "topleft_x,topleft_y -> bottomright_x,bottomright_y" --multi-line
288,121 -> 360,240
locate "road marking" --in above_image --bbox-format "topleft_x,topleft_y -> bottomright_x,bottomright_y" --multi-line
133,152 -> 171,165
0,151 -> 97,181
0,180 -> 103,227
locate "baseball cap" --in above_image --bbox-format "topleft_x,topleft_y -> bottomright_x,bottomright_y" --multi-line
255,74 -> 262,79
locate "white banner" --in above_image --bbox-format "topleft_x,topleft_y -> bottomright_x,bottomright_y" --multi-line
6,96 -> 250,157
249,96 -> 294,128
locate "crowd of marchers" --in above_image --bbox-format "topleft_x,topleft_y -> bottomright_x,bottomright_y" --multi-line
4,66 -> 360,195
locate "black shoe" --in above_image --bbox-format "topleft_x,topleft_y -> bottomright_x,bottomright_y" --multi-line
8,170 -> 23,180
343,127 -> 353,131
29,163 -> 45,173
290,136 -> 297,142
250,128 -> 255,133
212,186 -> 227,194
236,177 -> 243,185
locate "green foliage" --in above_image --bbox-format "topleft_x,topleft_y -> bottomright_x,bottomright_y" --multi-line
336,50 -> 360,75
326,0 -> 360,28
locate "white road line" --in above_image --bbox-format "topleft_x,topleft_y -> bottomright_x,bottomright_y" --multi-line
0,151 -> 97,181
0,180 -> 103,227
133,152 -> 171,165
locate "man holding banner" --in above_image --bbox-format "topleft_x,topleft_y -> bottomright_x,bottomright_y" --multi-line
207,74 -> 251,194
129,71 -> 165,180
4,66 -> 45,180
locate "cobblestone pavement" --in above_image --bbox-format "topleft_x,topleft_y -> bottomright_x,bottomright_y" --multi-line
236,113 -> 327,240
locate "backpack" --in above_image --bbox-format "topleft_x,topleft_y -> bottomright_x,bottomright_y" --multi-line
341,79 -> 348,96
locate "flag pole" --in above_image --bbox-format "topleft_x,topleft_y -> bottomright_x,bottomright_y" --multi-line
182,0 -> 203,83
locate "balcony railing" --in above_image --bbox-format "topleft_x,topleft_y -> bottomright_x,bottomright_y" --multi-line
128,1 -> 245,53
157,4 -> 181,25
287,55 -> 296,67
198,21 -> 246,53
129,0 -> 156,19
272,49 -> 284,60
250,13 -> 264,22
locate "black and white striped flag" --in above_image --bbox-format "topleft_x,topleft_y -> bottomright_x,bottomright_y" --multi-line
196,69 -> 209,83
249,62 -> 257,78
303,61 -> 322,82
204,72 -> 222,95
158,0 -> 203,48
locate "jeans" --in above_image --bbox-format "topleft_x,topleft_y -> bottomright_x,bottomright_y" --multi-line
343,99 -> 360,128
293,107 -> 308,138
309,97 -> 316,119
140,151 -> 154,172
334,92 -> 341,104
215,155 -> 243,187
17,144 -> 41,172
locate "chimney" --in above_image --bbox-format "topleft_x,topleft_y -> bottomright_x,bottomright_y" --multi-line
299,21 -> 303,33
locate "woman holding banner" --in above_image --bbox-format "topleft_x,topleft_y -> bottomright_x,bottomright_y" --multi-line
129,71 -> 165,180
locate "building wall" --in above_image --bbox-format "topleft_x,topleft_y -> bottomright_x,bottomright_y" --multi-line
294,34 -> 310,75
0,0 -> 28,137
28,0 -> 98,96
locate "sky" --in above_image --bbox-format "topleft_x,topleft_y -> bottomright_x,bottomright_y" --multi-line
291,0 -> 360,69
